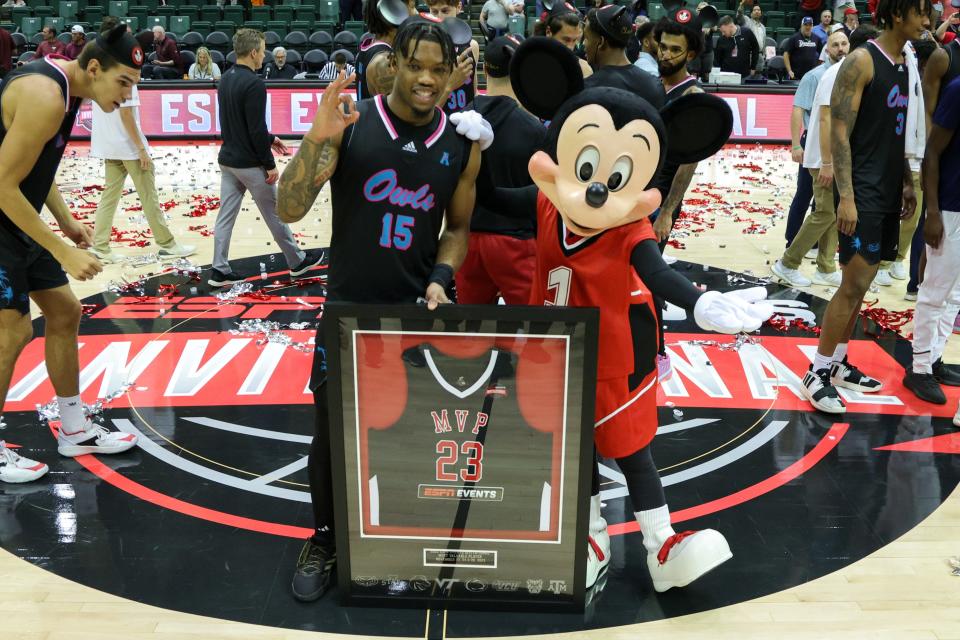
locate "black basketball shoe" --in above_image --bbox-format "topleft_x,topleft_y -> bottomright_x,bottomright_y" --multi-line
291,538 -> 336,602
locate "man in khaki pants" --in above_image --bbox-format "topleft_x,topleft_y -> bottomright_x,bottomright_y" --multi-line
89,19 -> 194,263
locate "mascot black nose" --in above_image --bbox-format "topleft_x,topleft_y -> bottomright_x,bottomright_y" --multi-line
585,182 -> 608,208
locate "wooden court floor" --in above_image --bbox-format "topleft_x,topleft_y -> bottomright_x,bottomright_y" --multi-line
2,142 -> 959,639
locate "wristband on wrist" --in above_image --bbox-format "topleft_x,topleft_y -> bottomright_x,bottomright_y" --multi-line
428,263 -> 454,289
792,145 -> 802,150
821,161 -> 832,166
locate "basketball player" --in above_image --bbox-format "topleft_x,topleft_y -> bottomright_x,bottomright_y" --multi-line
582,5 -> 665,107
0,25 -> 141,484
356,0 -> 416,100
921,23 -> 960,132
276,20 -> 482,601
801,0 -> 927,414
456,35 -> 545,305
425,0 -> 481,115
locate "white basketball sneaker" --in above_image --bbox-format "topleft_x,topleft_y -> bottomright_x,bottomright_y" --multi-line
647,529 -> 732,592
57,421 -> 138,457
586,494 -> 610,589
0,441 -> 48,483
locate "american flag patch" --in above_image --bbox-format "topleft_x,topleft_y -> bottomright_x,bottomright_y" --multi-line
485,385 -> 508,397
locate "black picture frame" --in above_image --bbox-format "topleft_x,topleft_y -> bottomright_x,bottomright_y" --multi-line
324,303 -> 599,612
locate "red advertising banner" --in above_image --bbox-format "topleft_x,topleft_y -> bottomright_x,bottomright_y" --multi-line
70,85 -> 795,142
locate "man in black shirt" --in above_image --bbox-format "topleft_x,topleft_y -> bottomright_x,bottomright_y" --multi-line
801,0 -> 927,414
714,14 -> 760,78
582,4 -> 665,108
456,35 -> 545,304
262,46 -> 299,80
277,19 -> 481,601
784,16 -> 824,80
211,29 -> 321,286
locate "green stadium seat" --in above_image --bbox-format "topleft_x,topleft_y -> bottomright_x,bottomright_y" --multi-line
242,19 -> 263,31
157,5 -> 177,18
24,0 -> 44,8
83,5 -> 102,23
266,20 -> 286,37
146,15 -> 166,29
212,19 -> 233,36
140,0 -> 158,10
273,5 -> 293,22
33,6 -> 54,19
289,19 -> 309,34
507,14 -> 524,35
343,19 -> 363,38
178,4 -> 199,21
108,1 -> 128,16
250,5 -> 270,21
294,5 -> 315,24
119,15 -> 136,29
199,4 -> 219,22
169,15 -> 190,34
222,4 -> 243,24
316,0 -> 337,23
59,1 -> 79,20
20,16 -> 41,36
313,19 -> 334,36
190,19 -> 210,36
43,16 -> 64,31
283,0 -> 301,5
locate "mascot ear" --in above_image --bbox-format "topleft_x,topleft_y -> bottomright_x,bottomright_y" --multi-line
661,92 -> 733,164
510,37 -> 584,121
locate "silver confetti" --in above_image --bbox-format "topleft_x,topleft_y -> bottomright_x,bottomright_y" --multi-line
216,281 -> 253,301
35,382 -> 135,424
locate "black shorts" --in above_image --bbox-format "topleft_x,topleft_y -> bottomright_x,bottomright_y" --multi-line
837,209 -> 900,266
0,226 -> 68,315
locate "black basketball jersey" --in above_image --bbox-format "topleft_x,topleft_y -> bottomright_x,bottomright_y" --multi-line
356,37 -> 392,101
850,41 -> 908,214
942,40 -> 960,101
327,94 -> 471,303
652,76 -> 701,200
362,345 -> 559,540
0,58 -> 81,241
441,43 -> 476,115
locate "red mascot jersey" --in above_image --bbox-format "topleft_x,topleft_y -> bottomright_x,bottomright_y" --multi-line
529,192 -> 661,458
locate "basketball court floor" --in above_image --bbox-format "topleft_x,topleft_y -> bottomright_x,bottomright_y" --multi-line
1,142 -> 959,640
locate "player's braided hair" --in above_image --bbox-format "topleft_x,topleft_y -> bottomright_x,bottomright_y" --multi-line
392,20 -> 456,70
874,0 -> 927,30
364,0 -> 394,38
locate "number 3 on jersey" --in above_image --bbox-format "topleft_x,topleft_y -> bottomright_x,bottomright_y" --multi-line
380,213 -> 415,250
545,266 -> 572,306
436,440 -> 484,482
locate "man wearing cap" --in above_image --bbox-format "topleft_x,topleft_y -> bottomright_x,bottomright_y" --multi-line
784,16 -> 824,80
582,4 -> 665,106
841,7 -> 860,36
63,25 -> 87,60
457,35 -> 545,305
544,4 -> 594,77
0,24 -> 145,484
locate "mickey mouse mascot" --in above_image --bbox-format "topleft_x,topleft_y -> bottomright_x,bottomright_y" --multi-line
484,37 -> 775,593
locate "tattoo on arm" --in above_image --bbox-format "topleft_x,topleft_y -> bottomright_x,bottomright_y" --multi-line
830,53 -> 867,199
661,163 -> 697,215
368,56 -> 396,96
277,136 -> 338,223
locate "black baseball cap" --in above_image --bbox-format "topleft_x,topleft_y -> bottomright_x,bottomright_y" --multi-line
484,34 -> 523,77
588,4 -> 634,47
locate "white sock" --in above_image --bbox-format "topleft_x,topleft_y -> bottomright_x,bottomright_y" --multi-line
635,505 -> 675,555
812,351 -> 833,373
832,343 -> 848,364
57,395 -> 87,435
589,493 -> 606,535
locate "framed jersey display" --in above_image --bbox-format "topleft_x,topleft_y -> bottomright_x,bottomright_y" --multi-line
324,303 -> 598,611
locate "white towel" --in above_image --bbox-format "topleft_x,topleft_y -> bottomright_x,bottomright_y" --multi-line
903,41 -> 925,161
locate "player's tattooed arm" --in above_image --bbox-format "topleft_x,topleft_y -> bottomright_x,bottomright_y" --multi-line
435,142 -> 481,271
277,134 -> 340,223
830,49 -> 870,200
367,53 -> 396,96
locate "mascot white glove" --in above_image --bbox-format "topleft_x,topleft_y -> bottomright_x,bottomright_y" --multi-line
449,110 -> 494,151
693,286 -> 775,334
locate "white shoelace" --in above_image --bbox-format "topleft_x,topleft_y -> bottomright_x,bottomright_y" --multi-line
0,441 -> 23,465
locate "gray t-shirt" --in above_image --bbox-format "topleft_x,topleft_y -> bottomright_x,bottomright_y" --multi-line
482,0 -> 509,29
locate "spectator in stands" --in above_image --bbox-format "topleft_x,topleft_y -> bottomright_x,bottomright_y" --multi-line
544,5 -> 593,77
189,46 -> 221,79
690,1 -> 716,81
783,16 -> 823,80
841,7 -> 859,35
738,0 -> 767,57
62,25 -> 87,61
340,0 -> 363,23
33,26 -> 64,60
318,50 -> 355,80
634,18 -> 659,77
143,26 -> 182,79
0,27 -> 11,78
263,46 -> 298,79
509,0 -> 524,15
714,14 -> 760,78
799,0 -> 825,21
480,0 -> 510,39
813,9 -> 833,41
937,7 -> 959,43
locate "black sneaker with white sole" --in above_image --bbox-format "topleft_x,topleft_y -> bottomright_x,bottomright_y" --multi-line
208,269 -> 245,288
802,366 -> 846,414
932,359 -> 960,387
290,249 -> 325,277
830,357 -> 883,393
902,372 -> 947,404
291,538 -> 336,602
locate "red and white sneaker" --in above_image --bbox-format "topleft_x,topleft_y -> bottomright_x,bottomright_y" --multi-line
586,494 -> 610,589
647,529 -> 732,592
0,441 -> 48,483
57,421 -> 138,457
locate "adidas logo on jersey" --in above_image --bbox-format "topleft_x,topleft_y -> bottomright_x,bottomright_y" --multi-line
402,141 -> 417,153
